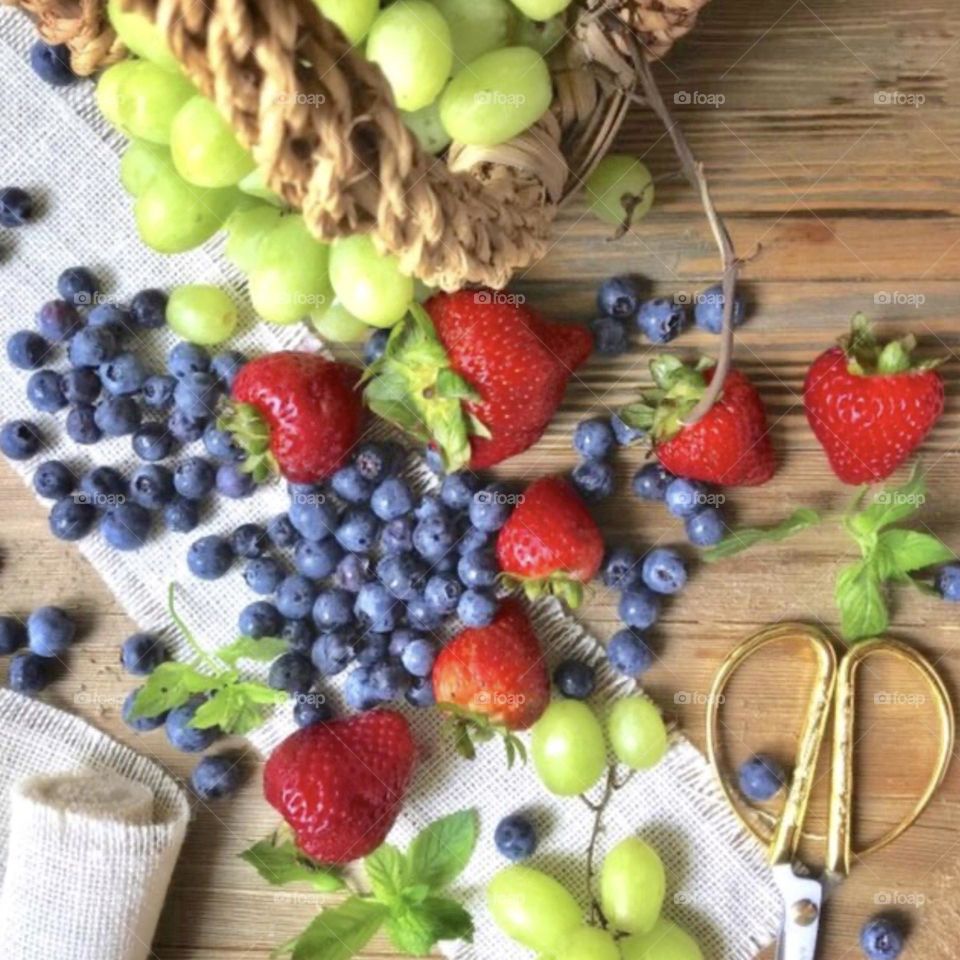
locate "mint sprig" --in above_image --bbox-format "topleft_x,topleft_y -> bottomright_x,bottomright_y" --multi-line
702,508 -> 822,562
240,838 -> 345,893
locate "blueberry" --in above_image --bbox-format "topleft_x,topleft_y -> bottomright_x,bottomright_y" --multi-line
363,328 -> 390,365
61,368 -> 101,405
377,553 -> 425,600
423,445 -> 446,476
610,413 -> 645,447
99,352 -> 147,396
26,606 -> 75,658
187,535 -> 234,580
368,661 -> 409,701
313,589 -> 356,631
267,512 -> 300,549
335,508 -> 380,553
94,395 -> 141,436
210,350 -> 246,388
0,616 -> 26,655
344,665 -> 381,711
142,374 -> 177,410
457,589 -> 496,627
400,638 -> 436,677
694,283 -> 746,334
30,40 -> 76,85
642,548 -> 688,595
331,465 -> 373,504
664,477 -> 706,518
79,466 -> 127,507
280,618 -> 314,654
57,266 -> 99,307
275,575 -> 318,621
738,754 -> 787,802
89,303 -> 131,332
49,497 -> 96,540
37,299 -> 82,341
102,502 -> 153,550
859,918 -> 904,960
191,753 -> 244,800
936,563 -> 960,602
469,486 -> 512,532
122,689 -> 166,732
230,523 -> 267,559
457,526 -> 489,555
440,472 -> 480,511
165,697 -> 220,753
174,371 -> 221,418
573,418 -> 615,460
244,556 -> 285,595
0,186 -> 33,227
457,549 -> 498,589
353,583 -> 398,633
9,652 -> 52,695
130,465 -> 175,510
618,587 -> 660,630
163,495 -> 201,533
379,515 -> 414,555
167,409 -> 209,444
686,507 -> 725,547
406,595 -> 443,631
168,341 -> 211,379
120,633 -> 166,675
632,463 -> 673,501
494,814 -> 537,862
171,457 -> 214,501
413,514 -> 457,561
333,551 -> 370,592
406,677 -> 436,708
311,632 -> 353,676
202,423 -> 244,461
598,275 -> 641,320
414,493 -> 445,521
354,441 -> 396,483
554,659 -> 596,699
607,628 -> 654,676
637,297 -> 688,343
7,330 -> 49,369
294,538 -> 343,581
132,423 -> 176,462
216,463 -> 255,499
290,496 -> 338,541
602,547 -> 642,591
268,652 -> 315,694
33,460 -> 74,500
26,369 -> 66,412
355,633 -> 389,667
293,694 -> 332,728
238,600 -> 283,638
129,289 -> 168,330
66,404 -> 102,445
571,460 -> 615,502
371,477 -> 414,521
590,316 -> 629,356
424,573 -> 463,615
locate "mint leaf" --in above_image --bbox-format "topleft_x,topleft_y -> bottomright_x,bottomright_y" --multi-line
387,897 -> 474,956
420,896 -> 474,942
836,560 -> 889,642
291,898 -> 388,960
407,810 -> 478,893
364,843 -> 408,904
875,529 -> 954,577
217,635 -> 288,667
190,681 -> 288,735
702,508 -> 821,562
239,840 -> 344,893
129,662 -> 218,719
847,469 -> 926,541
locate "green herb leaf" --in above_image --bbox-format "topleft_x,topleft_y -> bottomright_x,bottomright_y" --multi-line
128,661 -> 220,719
875,529 -> 955,578
364,843 -> 408,904
239,840 -> 344,893
702,508 -> 822,562
190,681 -> 288,735
846,468 -> 926,541
387,897 -> 474,956
407,810 -> 478,893
218,635 -> 289,667
836,559 -> 889,642
291,897 -> 388,960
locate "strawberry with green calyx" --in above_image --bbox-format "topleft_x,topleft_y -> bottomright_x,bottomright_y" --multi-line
620,354 -> 776,487
804,314 -> 945,484
363,291 -> 593,472
495,476 -> 604,608
221,350 -> 365,485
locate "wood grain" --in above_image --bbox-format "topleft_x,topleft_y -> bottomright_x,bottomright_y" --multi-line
2,0 -> 960,957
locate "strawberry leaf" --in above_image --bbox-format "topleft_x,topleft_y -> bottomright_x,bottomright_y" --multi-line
128,662 -> 221,719
836,559 -> 889,642
240,839 -> 344,893
407,809 -> 478,893
702,508 -> 822,562
217,635 -> 288,667
291,897 -> 388,960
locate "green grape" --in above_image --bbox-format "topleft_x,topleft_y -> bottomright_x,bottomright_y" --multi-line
401,100 -> 452,155
620,919 -> 704,960
120,140 -> 175,196
586,154 -> 655,228
314,0 -> 378,44
328,234 -> 413,328
166,285 -> 239,345
414,277 -> 437,303
487,866 -> 582,953
439,47 -> 552,147
556,926 -> 620,960
430,0 -> 515,67
366,0 -> 453,111
310,301 -> 371,343
608,696 -> 668,770
135,169 -> 238,253
509,0 -> 574,21
249,214 -> 332,325
170,96 -> 255,188
224,204 -> 284,272
116,61 -> 196,144
513,14 -> 568,55
107,0 -> 180,71
531,700 -> 606,796
96,60 -> 138,132
238,167 -> 284,207
600,837 -> 665,935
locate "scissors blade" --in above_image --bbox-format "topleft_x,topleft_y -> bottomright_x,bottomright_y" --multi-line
772,863 -> 825,960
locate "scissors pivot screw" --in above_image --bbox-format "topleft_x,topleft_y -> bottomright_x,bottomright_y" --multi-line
792,899 -> 819,927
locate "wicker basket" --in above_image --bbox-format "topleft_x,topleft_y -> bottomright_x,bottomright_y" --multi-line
5,0 -> 710,290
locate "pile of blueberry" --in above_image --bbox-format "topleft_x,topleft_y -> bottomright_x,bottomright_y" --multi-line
591,275 -> 747,356
633,465 -> 727,548
0,606 -> 78,695
181,441 -> 516,716
2,265 -> 250,550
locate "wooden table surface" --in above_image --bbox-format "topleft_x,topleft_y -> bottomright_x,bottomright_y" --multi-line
3,0 -> 960,957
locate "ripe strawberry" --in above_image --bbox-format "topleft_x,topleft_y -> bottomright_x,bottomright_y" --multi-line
225,351 -> 364,484
496,476 -> 604,607
619,356 -> 776,487
263,709 -> 415,864
363,292 -> 592,471
804,315 -> 944,484
433,599 -> 550,756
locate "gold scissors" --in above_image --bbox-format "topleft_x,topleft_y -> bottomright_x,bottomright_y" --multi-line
706,624 -> 954,960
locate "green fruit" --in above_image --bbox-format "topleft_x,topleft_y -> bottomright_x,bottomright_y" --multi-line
96,60 -> 139,132
531,700 -> 607,796
328,234 -> 413,328
166,285 -> 239,345
170,96 -> 255,188
401,100 -> 452,155
586,154 -> 655,228
314,0 -> 379,44
487,866 -> 582,953
238,167 -> 284,207
107,0 -> 180,70
508,0 -> 574,21
620,919 -> 704,960
600,837 -> 666,934
116,60 -> 196,144
120,140 -> 175,196
557,926 -> 620,960
608,697 -> 668,770
310,302 -> 371,343
224,204 -> 284,272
